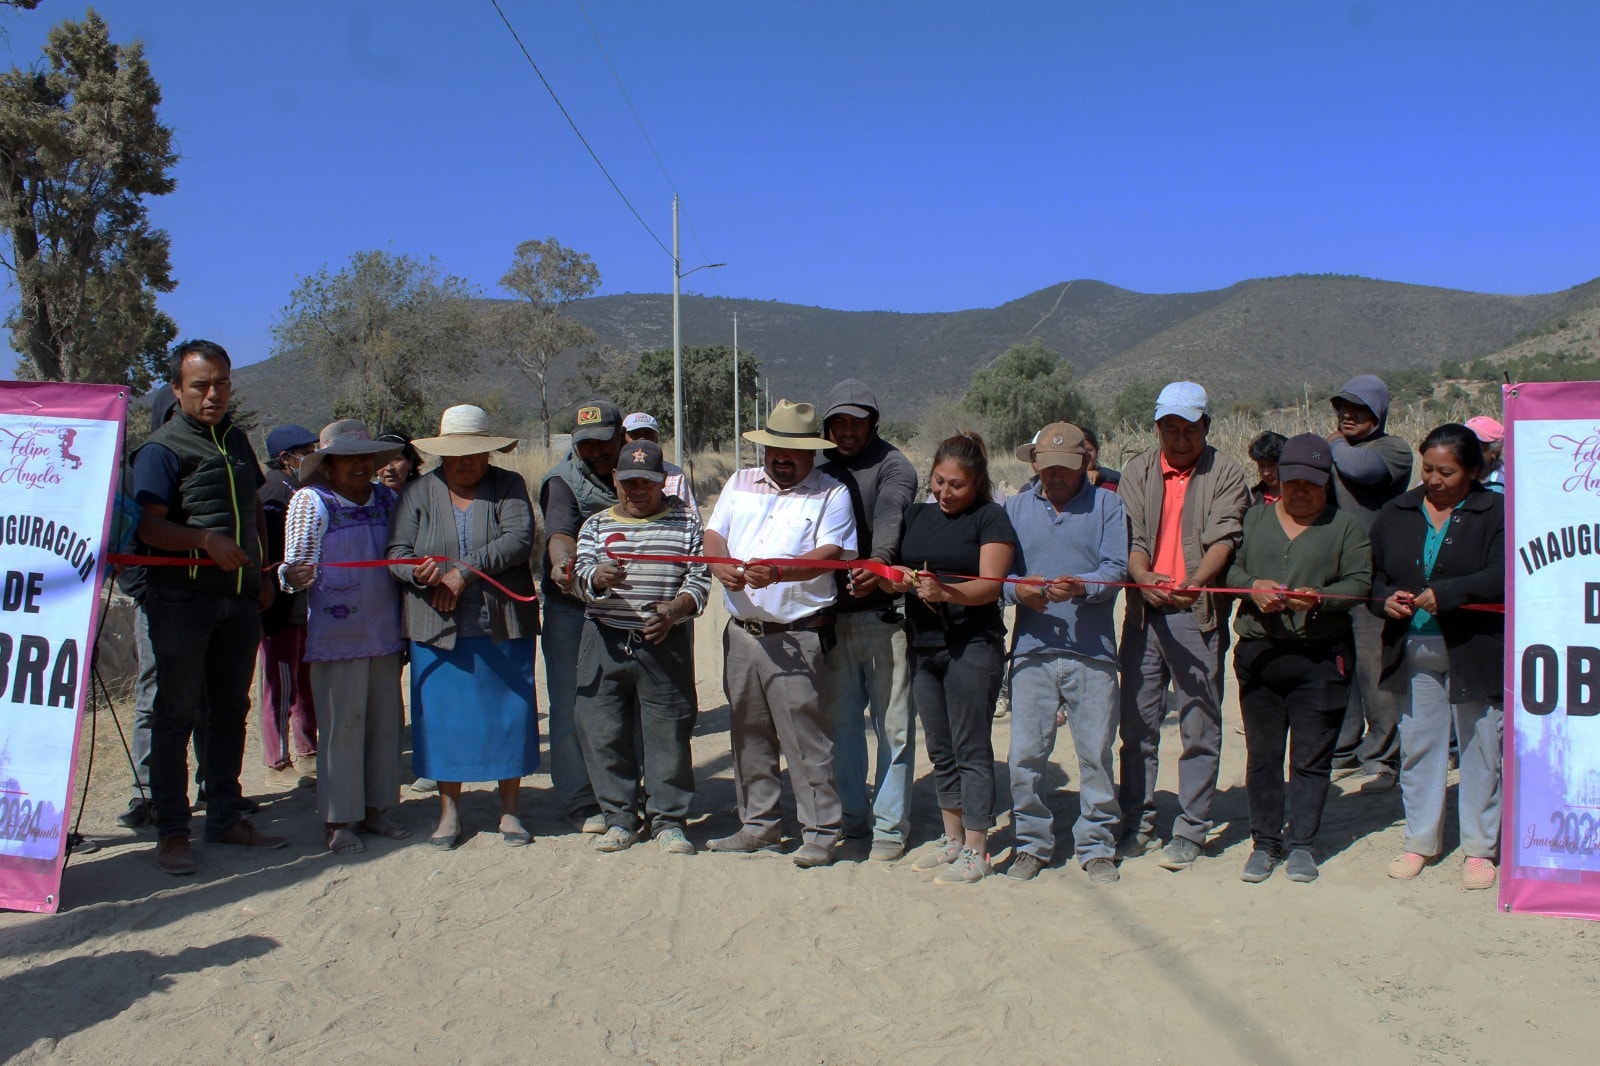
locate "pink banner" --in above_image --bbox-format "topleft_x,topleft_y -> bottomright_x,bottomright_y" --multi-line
0,380 -> 127,913
1501,380 -> 1600,920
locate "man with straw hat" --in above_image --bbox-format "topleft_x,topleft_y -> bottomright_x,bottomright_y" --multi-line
704,400 -> 857,868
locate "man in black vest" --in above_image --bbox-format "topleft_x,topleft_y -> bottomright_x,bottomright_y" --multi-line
540,398 -> 623,832
133,340 -> 287,875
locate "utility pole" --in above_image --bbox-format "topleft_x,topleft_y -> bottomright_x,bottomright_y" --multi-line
732,311 -> 740,467
671,193 -> 682,466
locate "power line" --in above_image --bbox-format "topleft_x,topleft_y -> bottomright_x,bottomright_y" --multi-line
573,0 -> 727,299
488,0 -> 671,258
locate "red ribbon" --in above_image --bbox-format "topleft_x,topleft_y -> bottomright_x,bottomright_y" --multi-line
597,536 -> 1505,613
108,553 -> 540,603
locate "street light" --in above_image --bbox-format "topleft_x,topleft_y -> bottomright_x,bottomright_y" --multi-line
671,192 -> 725,465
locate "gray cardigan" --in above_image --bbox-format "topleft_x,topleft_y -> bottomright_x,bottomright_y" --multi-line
387,466 -> 539,649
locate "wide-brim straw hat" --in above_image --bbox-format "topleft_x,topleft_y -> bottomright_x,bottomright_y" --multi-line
412,404 -> 520,457
742,399 -> 833,450
299,419 -> 403,484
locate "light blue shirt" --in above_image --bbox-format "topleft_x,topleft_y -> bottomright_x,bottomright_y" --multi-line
1003,478 -> 1129,663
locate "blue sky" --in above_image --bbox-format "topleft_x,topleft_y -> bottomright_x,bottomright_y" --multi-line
2,1 -> 1597,369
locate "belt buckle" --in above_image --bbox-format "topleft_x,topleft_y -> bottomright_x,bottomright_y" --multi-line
738,617 -> 768,637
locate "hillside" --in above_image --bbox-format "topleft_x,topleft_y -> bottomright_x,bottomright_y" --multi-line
232,273 -> 1600,435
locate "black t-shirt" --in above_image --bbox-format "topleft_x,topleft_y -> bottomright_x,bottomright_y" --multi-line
898,500 -> 1016,648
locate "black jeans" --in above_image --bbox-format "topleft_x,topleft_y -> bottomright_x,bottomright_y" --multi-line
573,619 -> 698,832
144,586 -> 261,840
1235,635 -> 1353,856
911,637 -> 1004,832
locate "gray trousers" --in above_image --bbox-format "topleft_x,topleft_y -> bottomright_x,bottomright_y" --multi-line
542,593 -> 599,818
1335,606 -> 1400,775
574,619 -> 698,832
722,621 -> 841,848
1009,650 -> 1121,864
310,654 -> 404,824
1397,635 -> 1503,859
129,604 -> 206,802
1117,609 -> 1226,846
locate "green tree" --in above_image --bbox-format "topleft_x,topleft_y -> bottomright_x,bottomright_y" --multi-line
494,237 -> 600,448
961,337 -> 1095,450
616,344 -> 760,453
1110,378 -> 1163,428
0,10 -> 179,389
273,249 -> 479,434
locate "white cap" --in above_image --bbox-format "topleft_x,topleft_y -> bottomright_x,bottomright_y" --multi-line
1154,381 -> 1209,423
622,412 -> 659,432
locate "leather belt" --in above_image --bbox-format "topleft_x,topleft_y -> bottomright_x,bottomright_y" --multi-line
732,609 -> 835,638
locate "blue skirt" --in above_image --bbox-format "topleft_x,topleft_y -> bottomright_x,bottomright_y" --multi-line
410,635 -> 540,781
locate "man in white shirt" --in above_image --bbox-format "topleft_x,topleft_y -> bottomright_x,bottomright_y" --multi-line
704,400 -> 857,868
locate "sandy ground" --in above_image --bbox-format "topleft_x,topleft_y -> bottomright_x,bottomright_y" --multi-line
2,593 -> 1594,1064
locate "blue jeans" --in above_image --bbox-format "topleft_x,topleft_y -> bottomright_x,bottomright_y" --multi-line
1008,650 -> 1120,864
143,586 -> 260,840
541,592 -> 599,818
1397,635 -> 1502,859
128,603 -> 207,803
820,610 -> 914,844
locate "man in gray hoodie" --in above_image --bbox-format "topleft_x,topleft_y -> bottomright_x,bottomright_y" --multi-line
818,379 -> 919,861
1326,374 -> 1413,789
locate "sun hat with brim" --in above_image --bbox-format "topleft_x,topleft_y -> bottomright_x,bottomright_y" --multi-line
1015,422 -> 1089,470
742,399 -> 833,450
299,419 -> 403,484
1276,433 -> 1333,486
412,404 -> 519,457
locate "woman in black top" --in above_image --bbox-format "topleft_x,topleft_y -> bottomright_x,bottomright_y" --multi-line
886,432 -> 1016,885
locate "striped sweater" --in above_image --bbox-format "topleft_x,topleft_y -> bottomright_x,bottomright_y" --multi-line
572,501 -> 711,630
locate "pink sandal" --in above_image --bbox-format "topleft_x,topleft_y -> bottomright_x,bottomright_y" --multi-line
1387,852 -> 1427,880
1461,856 -> 1497,891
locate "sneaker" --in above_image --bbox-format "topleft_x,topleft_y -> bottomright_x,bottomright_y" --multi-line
577,812 -> 607,835
934,847 -> 993,884
1387,852 -> 1427,880
1007,851 -> 1045,881
593,826 -> 639,853
1085,857 -> 1121,884
1117,832 -> 1163,858
117,798 -> 154,829
707,829 -> 781,853
155,835 -> 196,876
655,825 -> 695,855
868,839 -> 905,862
1155,837 -> 1201,871
1461,856 -> 1497,891
1241,848 -> 1280,883
912,835 -> 964,871
1285,848 -> 1319,882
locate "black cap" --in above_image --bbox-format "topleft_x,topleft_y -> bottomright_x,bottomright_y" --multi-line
572,399 -> 622,443
615,438 -> 665,483
1277,433 -> 1333,486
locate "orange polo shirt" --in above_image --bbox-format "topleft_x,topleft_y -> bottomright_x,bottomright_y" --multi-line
1151,455 -> 1193,584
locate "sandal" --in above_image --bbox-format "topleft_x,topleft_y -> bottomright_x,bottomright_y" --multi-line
1387,852 -> 1427,880
327,827 -> 365,854
1462,856 -> 1498,891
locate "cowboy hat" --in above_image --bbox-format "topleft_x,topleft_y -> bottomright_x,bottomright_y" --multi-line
298,419 -> 403,484
742,399 -> 833,450
412,404 -> 519,457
